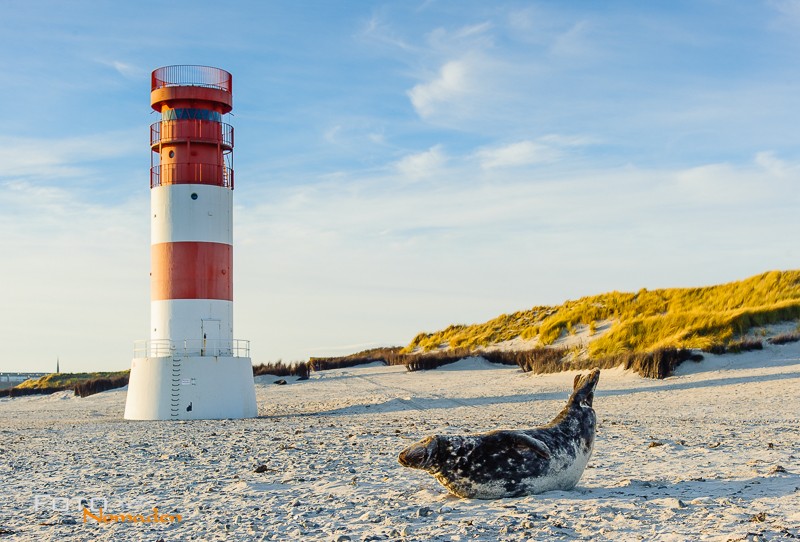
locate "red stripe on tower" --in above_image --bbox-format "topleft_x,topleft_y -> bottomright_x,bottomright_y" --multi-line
151,242 -> 232,300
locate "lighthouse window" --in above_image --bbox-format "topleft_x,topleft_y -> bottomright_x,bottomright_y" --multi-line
191,193 -> 198,200
162,108 -> 222,122
168,150 -> 175,158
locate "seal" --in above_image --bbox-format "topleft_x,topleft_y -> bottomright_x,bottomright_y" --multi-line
398,368 -> 600,499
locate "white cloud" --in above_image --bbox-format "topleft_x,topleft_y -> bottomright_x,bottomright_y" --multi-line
361,12 -> 416,52
454,21 -> 493,39
507,7 -> 537,32
673,163 -> 743,202
112,60 -> 145,79
755,150 -> 790,177
671,157 -> 797,205
323,125 -> 342,144
769,0 -> 800,23
476,140 -> 560,169
539,133 -> 600,147
93,59 -> 147,80
407,60 -> 470,118
368,132 -> 386,145
394,145 -> 446,179
0,131 -> 139,180
429,21 -> 494,51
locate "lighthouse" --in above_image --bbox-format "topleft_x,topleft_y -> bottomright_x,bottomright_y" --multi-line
124,65 -> 258,420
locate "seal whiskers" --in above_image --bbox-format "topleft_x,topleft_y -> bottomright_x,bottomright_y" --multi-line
399,368 -> 600,499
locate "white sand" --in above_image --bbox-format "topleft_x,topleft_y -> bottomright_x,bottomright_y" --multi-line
1,345 -> 798,541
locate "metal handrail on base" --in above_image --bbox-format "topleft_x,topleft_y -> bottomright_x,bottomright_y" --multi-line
134,339 -> 250,358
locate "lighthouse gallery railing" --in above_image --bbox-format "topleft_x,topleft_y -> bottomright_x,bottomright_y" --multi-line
151,65 -> 232,92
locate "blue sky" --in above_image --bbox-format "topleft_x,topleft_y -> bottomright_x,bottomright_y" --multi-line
1,1 -> 799,372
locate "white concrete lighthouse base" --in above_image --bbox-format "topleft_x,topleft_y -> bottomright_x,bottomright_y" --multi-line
124,355 -> 258,420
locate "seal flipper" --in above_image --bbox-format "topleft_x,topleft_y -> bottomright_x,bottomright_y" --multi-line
511,433 -> 551,459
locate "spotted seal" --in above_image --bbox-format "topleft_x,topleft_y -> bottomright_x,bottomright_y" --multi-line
398,368 -> 600,499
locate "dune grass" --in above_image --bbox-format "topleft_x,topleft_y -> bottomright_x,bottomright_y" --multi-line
15,371 -> 130,390
403,270 -> 800,358
1,370 -> 131,398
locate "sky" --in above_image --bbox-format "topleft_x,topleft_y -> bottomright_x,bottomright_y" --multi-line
1,1 -> 799,373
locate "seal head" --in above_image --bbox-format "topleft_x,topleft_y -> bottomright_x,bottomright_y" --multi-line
398,434 -> 442,470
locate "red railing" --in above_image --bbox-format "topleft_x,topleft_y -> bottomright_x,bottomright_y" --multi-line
151,121 -> 233,149
151,65 -> 232,93
151,164 -> 234,189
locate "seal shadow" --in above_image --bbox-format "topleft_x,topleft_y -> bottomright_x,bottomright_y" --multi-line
597,370 -> 800,399
257,391 -> 569,419
563,474 -> 799,502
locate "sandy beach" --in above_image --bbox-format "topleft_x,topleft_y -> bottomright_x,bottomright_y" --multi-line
1,344 -> 798,541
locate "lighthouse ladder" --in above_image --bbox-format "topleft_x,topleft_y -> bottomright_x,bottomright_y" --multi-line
170,356 -> 182,418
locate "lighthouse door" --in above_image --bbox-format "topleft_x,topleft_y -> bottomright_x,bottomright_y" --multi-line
201,319 -> 221,356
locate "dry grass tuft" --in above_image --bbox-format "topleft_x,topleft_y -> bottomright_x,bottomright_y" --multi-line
481,348 -> 568,373
768,332 -> 800,345
308,347 -> 401,371
253,361 -> 310,379
74,374 -> 130,398
0,386 -> 70,398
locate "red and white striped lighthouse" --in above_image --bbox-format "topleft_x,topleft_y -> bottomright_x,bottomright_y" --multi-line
125,65 -> 257,420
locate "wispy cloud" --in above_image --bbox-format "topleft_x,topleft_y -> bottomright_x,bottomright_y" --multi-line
111,60 -> 146,79
755,150 -> 791,177
672,153 -> 796,205
474,135 -> 596,169
539,134 -> 601,147
361,12 -> 417,51
93,59 -> 148,80
323,125 -> 342,144
428,21 -> 495,52
768,0 -> 800,23
455,21 -> 493,39
476,140 -> 560,169
407,60 -> 471,119
550,20 -> 592,57
0,131 -> 139,181
394,145 -> 447,179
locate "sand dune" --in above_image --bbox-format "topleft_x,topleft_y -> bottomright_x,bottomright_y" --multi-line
1,345 -> 798,541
